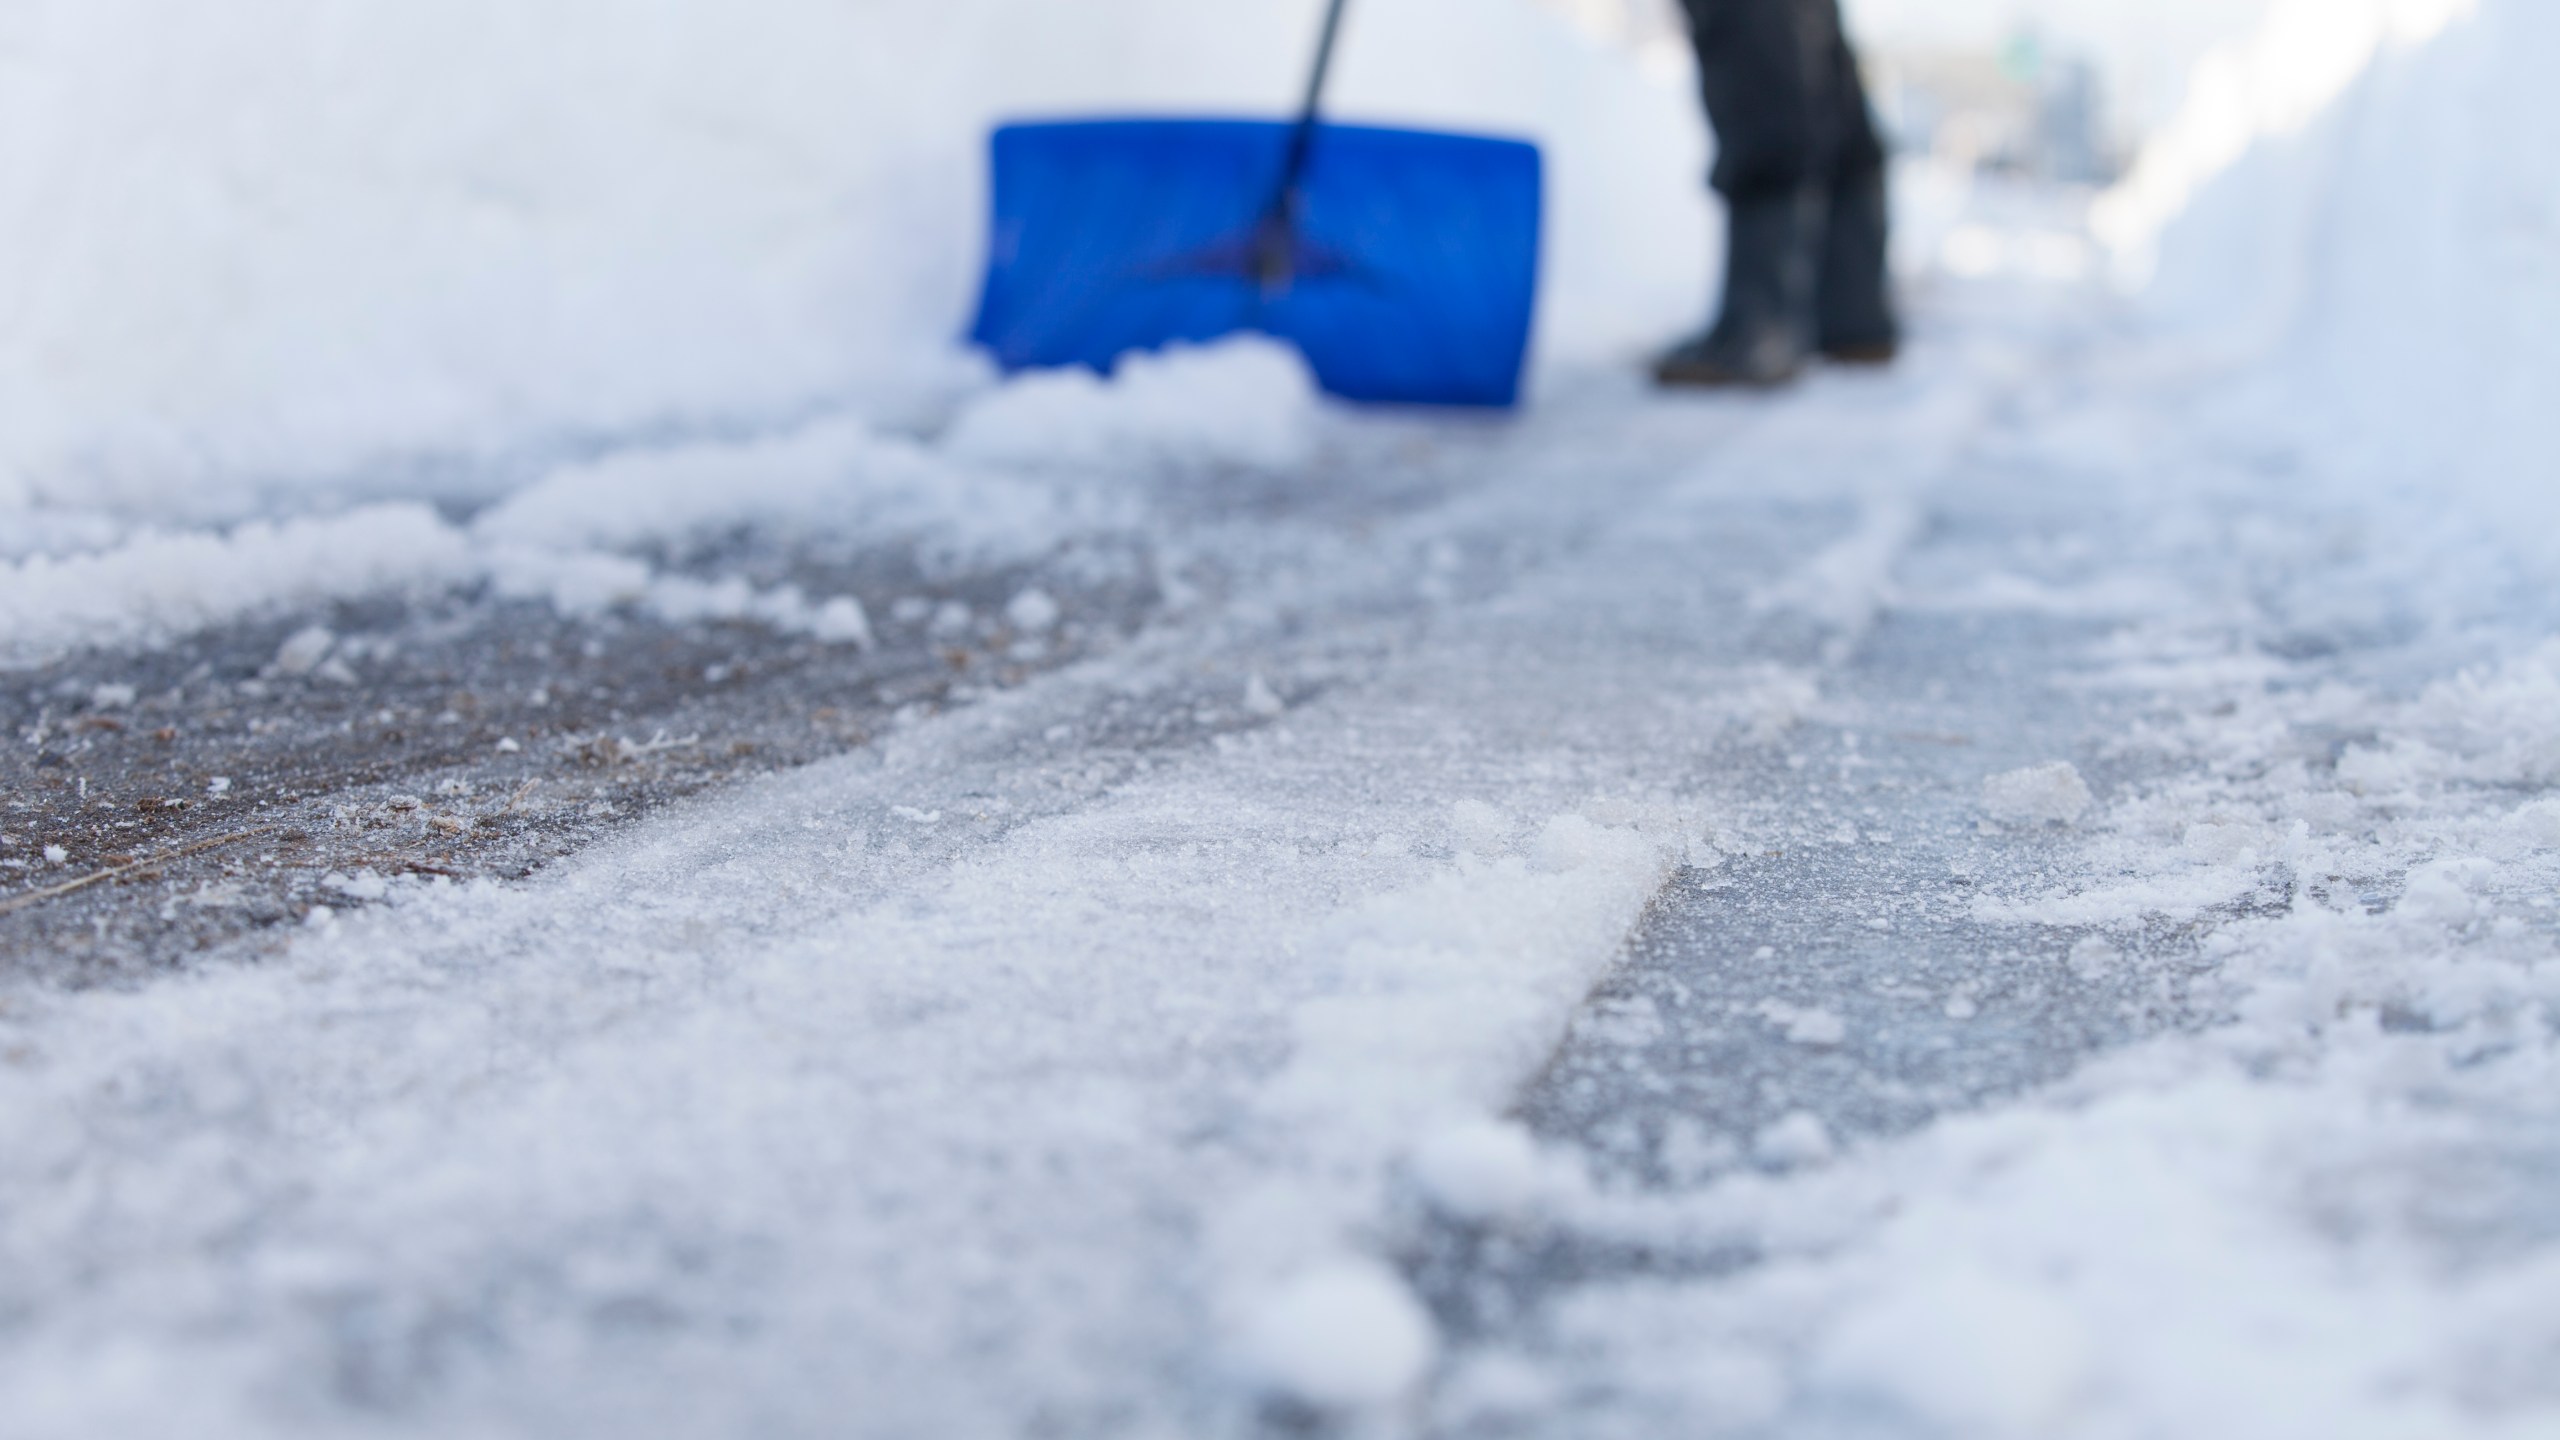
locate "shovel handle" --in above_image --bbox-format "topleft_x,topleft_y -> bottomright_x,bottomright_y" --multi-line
1257,0 -> 1350,292
1291,0 -> 1351,144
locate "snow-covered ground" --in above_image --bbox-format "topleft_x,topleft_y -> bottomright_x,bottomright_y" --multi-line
6,1 -> 2560,1436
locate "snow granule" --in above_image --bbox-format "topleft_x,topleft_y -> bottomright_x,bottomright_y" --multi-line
1981,762 -> 2094,826
1003,588 -> 1060,634
1243,674 -> 1285,718
2066,936 -> 2124,979
323,870 -> 389,902
1234,1259 -> 1438,1410
42,844 -> 67,865
810,596 -> 875,649
1756,1000 -> 1847,1047
268,625 -> 336,678
1752,1111 -> 1834,1167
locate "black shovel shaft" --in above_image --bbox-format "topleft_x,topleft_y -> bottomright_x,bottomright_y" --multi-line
1279,0 -> 1350,196
1256,0 -> 1350,292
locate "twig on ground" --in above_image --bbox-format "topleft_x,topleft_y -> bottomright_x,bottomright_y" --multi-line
0,826 -> 283,918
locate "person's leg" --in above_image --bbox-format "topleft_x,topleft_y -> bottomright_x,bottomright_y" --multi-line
1686,0 -> 1823,200
1813,12 -> 1898,362
1657,0 -> 1836,387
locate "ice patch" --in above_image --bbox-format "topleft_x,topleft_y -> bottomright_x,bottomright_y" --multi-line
1750,495 -> 1922,663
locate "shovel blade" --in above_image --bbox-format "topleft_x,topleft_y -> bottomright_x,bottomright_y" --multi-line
967,118 -> 1541,409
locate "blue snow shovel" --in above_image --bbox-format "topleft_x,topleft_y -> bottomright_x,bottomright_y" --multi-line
965,0 -> 1543,409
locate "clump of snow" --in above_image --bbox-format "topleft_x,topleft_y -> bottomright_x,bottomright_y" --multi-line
266,625 -> 335,678
481,546 -> 875,648
1981,762 -> 2094,827
471,416 -> 1074,562
2066,936 -> 2126,980
322,870 -> 390,903
1242,674 -> 1286,719
1233,1259 -> 1438,1411
2394,857 -> 2493,927
1755,1000 -> 1846,1048
2499,798 -> 2560,853
1408,1120 -> 1552,1223
1003,588 -> 1060,635
0,505 -> 473,666
809,597 -> 875,649
943,339 -> 1321,475
1752,1111 -> 1835,1168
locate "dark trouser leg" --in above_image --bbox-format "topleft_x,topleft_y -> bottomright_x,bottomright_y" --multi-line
1659,0 -> 1894,384
1685,0 -> 1836,202
1815,27 -> 1898,359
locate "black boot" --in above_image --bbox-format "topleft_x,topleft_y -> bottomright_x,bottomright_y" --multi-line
1655,187 -> 1826,388
1816,166 -> 1897,364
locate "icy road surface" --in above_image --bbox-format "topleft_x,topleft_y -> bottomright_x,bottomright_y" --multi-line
7,291 -> 2560,1440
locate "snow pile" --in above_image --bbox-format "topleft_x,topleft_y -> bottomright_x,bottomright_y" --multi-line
2117,0 -> 2560,567
0,0 -> 1706,522
2093,0 -> 2475,285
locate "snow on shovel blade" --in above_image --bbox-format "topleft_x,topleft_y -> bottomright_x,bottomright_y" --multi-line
967,118 -> 1541,410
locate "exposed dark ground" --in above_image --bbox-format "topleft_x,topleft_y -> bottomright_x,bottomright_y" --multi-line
0,538 -> 1161,984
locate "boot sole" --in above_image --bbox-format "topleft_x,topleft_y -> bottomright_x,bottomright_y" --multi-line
1820,340 -> 1899,366
1651,358 -> 1801,389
